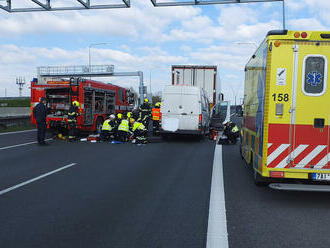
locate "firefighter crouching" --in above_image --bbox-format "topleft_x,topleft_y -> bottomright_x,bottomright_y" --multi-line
68,101 -> 80,141
117,115 -> 131,142
130,118 -> 147,144
152,102 -> 161,135
100,114 -> 116,142
138,98 -> 152,129
218,121 -> 239,145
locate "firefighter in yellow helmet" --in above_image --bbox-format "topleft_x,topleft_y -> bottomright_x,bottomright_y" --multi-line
130,118 -> 147,144
100,114 -> 116,142
68,101 -> 80,141
152,102 -> 161,135
138,98 -> 152,129
117,114 -> 132,142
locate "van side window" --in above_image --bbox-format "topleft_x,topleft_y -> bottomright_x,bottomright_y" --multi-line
303,55 -> 327,96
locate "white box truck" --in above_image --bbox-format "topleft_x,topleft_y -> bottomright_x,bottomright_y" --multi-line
171,65 -> 220,107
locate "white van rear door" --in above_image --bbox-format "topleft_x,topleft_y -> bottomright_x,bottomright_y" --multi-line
179,93 -> 200,130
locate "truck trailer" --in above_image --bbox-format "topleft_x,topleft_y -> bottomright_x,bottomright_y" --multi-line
241,30 -> 330,189
31,77 -> 134,134
171,65 -> 219,107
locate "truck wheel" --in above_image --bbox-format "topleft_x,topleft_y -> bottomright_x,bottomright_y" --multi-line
96,117 -> 104,134
253,169 -> 269,187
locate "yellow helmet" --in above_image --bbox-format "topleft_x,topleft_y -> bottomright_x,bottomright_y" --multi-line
144,98 -> 149,103
127,112 -> 132,118
155,102 -> 161,108
73,101 -> 80,107
130,118 -> 135,124
117,113 -> 122,119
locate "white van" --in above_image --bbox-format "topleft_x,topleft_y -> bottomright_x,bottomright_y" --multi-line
160,85 -> 210,137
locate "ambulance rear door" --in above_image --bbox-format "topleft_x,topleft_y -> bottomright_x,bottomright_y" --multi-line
289,41 -> 330,170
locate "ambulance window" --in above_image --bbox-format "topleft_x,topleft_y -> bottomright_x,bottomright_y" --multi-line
303,56 -> 327,96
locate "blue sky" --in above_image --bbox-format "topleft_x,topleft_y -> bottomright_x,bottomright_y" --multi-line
0,0 -> 329,102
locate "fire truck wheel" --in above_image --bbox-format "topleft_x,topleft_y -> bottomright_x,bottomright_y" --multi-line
96,117 -> 104,134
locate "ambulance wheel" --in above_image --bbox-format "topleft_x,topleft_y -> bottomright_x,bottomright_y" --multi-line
239,144 -> 244,159
96,117 -> 104,134
253,169 -> 269,187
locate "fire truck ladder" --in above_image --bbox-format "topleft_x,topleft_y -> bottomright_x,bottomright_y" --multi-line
37,65 -> 145,103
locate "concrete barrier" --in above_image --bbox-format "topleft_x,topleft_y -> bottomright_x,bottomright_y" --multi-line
0,107 -> 30,118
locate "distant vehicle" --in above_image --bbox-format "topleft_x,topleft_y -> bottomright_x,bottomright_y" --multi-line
235,105 -> 243,117
31,77 -> 134,134
210,101 -> 231,130
241,30 -> 330,188
171,65 -> 220,108
160,85 -> 210,137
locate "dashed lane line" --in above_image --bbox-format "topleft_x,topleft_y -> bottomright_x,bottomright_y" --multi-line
0,138 -> 52,151
0,163 -> 77,196
0,129 -> 36,136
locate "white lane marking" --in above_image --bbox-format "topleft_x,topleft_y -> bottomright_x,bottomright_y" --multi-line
315,153 -> 330,169
0,163 -> 77,196
0,138 -> 52,151
295,145 -> 327,168
206,145 -> 228,248
0,129 -> 36,136
267,144 -> 290,165
275,145 -> 308,168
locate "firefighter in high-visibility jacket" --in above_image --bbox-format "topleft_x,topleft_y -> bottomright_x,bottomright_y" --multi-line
68,101 -> 80,141
152,102 -> 161,135
138,98 -> 152,129
117,117 -> 131,142
100,114 -> 116,141
130,118 -> 147,144
222,121 -> 239,144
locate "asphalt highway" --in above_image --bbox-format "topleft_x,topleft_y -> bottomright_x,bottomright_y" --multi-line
1,129 -> 330,248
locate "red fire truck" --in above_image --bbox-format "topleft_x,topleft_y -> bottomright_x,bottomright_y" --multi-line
31,77 -> 135,134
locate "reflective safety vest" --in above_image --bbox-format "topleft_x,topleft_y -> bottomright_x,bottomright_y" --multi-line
102,120 -> 113,131
133,122 -> 146,132
232,125 -> 239,133
118,119 -> 129,132
152,108 -> 161,121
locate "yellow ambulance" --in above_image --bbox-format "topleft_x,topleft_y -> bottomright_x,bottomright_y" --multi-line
240,30 -> 330,190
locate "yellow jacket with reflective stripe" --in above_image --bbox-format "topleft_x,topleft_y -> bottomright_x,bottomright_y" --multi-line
118,119 -> 129,132
102,120 -> 113,131
132,122 -> 146,132
232,125 -> 239,133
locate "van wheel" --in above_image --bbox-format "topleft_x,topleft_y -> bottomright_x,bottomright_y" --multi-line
253,169 -> 269,187
96,117 -> 104,134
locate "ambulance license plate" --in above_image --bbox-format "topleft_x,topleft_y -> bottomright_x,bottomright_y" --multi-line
313,173 -> 330,181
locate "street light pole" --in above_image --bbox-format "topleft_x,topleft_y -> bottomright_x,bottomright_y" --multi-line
235,42 -> 258,50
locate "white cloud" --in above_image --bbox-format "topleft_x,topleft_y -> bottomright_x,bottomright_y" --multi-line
0,44 -> 187,96
288,18 -> 326,30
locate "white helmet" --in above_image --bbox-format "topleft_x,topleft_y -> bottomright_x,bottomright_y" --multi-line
109,114 -> 115,119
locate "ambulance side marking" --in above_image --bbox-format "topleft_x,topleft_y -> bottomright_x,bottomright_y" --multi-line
295,145 -> 327,168
267,144 -> 290,165
275,144 -> 308,168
